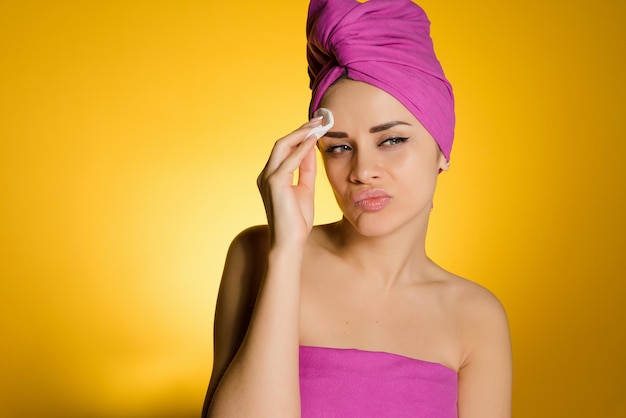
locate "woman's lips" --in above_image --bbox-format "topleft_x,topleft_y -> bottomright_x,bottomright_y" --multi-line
353,189 -> 391,212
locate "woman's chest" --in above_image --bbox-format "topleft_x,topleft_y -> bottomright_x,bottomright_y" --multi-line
299,269 -> 463,371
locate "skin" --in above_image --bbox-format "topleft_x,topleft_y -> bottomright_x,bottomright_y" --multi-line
203,79 -> 512,418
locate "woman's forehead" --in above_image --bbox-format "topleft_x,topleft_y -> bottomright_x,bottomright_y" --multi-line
320,80 -> 419,126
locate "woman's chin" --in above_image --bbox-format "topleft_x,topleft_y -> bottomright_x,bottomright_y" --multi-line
340,205 -> 432,239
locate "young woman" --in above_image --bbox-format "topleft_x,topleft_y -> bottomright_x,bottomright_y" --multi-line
202,1 -> 511,417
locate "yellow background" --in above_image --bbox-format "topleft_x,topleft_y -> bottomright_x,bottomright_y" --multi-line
1,1 -> 624,416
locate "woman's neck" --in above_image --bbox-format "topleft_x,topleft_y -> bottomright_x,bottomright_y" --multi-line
329,214 -> 435,290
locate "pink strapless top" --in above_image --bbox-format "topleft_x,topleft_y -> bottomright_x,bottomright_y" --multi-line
299,345 -> 458,418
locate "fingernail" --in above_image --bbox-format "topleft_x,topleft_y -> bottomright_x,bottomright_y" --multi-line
304,117 -> 323,128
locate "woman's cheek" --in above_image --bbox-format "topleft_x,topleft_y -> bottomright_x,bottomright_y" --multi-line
323,158 -> 348,184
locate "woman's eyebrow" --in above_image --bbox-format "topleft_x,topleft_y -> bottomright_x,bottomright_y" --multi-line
370,121 -> 412,133
324,131 -> 348,138
324,121 -> 412,138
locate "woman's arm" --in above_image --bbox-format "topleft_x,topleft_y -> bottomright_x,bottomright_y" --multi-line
201,226 -> 268,417
457,290 -> 513,418
203,119 -> 322,418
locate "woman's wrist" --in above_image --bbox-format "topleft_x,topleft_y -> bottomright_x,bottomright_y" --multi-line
267,243 -> 305,266
268,230 -> 309,254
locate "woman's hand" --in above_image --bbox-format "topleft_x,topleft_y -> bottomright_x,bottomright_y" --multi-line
207,120 -> 323,417
257,117 -> 323,248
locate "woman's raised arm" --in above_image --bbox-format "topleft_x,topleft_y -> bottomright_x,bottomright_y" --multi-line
203,118 -> 323,418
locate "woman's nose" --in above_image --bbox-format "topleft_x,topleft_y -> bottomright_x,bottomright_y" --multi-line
349,149 -> 381,184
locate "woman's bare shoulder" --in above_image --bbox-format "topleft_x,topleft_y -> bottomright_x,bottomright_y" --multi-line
441,272 -> 510,363
219,225 -> 270,294
230,224 -> 270,252
448,274 -> 505,313
434,270 -> 509,341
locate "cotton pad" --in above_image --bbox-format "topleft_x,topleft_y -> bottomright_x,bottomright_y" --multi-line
306,108 -> 334,140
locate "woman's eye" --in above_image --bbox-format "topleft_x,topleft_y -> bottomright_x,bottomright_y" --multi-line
380,137 -> 409,147
325,144 -> 352,154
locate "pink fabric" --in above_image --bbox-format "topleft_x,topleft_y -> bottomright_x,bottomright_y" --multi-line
306,0 -> 455,160
299,345 -> 458,418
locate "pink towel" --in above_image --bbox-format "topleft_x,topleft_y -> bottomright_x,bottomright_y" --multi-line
299,345 -> 458,417
307,0 -> 455,160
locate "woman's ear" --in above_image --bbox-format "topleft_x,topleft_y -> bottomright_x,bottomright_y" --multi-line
437,151 -> 450,172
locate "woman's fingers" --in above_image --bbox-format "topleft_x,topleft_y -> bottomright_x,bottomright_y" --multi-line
258,123 -> 322,197
263,118 -> 323,175
296,142 -> 317,191
256,119 -> 322,246
272,134 -> 317,180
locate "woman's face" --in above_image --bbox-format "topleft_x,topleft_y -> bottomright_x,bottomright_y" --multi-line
317,79 -> 448,237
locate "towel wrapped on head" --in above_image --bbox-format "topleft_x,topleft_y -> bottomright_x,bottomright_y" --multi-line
307,0 -> 455,161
